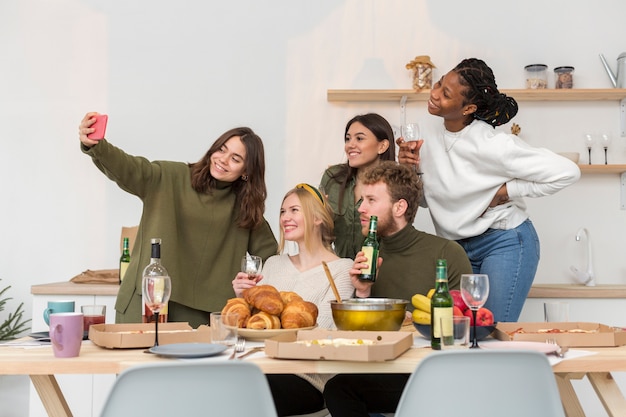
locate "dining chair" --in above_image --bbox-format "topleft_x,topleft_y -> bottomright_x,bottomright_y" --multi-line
100,361 -> 278,417
394,349 -> 566,417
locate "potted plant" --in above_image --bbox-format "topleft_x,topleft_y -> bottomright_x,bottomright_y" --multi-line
0,279 -> 30,341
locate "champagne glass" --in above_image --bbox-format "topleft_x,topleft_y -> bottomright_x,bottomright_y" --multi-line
241,254 -> 262,280
142,275 -> 171,347
583,134 -> 595,165
600,133 -> 612,165
401,123 -> 420,172
460,274 -> 490,348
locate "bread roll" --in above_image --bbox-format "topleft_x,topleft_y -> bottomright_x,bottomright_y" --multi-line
280,291 -> 303,305
280,300 -> 318,329
243,285 -> 284,315
247,311 -> 281,329
221,298 -> 251,328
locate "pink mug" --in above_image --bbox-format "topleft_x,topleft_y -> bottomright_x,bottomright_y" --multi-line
49,312 -> 84,358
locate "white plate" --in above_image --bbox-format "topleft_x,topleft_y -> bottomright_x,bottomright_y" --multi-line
149,343 -> 227,358
481,341 -> 559,355
237,326 -> 317,341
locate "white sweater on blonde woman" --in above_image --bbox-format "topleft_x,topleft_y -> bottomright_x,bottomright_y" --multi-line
259,254 -> 354,329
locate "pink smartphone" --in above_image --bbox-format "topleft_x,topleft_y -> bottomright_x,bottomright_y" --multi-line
87,114 -> 108,140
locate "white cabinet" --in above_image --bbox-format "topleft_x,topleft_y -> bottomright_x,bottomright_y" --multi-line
30,282 -> 118,417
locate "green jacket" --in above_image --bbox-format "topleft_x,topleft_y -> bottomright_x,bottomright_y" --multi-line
82,140 -> 277,324
371,224 -> 472,307
320,164 -> 363,259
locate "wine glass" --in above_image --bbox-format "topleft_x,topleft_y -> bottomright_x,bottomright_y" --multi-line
460,274 -> 490,348
600,133 -> 612,165
401,123 -> 420,172
583,134 -> 595,165
241,254 -> 262,280
142,275 -> 172,347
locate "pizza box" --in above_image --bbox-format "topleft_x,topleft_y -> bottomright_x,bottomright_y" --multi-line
264,329 -> 413,362
89,323 -> 211,349
494,322 -> 626,347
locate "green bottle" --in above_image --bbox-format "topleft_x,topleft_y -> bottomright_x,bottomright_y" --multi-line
119,237 -> 131,284
359,216 -> 379,282
431,259 -> 453,350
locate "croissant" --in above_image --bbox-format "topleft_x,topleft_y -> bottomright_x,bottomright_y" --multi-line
243,285 -> 284,315
247,311 -> 282,329
280,291 -> 303,305
221,298 -> 252,328
280,300 -> 318,329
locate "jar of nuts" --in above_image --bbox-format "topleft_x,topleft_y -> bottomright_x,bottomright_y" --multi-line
554,66 -> 574,89
524,64 -> 548,89
406,55 -> 436,91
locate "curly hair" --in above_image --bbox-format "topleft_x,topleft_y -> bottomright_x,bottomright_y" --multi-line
189,127 -> 267,230
361,161 -> 423,224
453,58 -> 518,127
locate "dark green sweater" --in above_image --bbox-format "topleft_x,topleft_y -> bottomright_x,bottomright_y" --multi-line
371,224 -> 472,308
83,140 -> 277,324
320,164 -> 363,259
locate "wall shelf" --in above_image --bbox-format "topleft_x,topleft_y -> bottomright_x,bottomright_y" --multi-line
327,88 -> 626,102
579,165 -> 626,174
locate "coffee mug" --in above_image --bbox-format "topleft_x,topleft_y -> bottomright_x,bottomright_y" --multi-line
43,300 -> 75,325
49,312 -> 84,358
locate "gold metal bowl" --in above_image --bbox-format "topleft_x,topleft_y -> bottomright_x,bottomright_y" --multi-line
331,298 -> 408,331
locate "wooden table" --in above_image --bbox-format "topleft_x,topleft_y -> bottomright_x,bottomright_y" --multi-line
1,340 -> 625,417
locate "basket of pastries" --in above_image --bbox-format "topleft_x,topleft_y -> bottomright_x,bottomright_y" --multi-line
220,285 -> 318,340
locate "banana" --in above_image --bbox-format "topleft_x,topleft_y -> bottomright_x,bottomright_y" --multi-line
411,293 -> 431,312
412,309 -> 431,325
426,288 -> 435,299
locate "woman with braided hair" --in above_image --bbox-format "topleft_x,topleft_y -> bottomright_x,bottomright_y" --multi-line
397,58 -> 580,322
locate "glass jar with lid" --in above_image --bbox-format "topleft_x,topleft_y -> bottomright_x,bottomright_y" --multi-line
554,66 -> 574,89
524,64 -> 548,89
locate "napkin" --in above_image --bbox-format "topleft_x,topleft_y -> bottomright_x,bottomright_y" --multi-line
70,269 -> 119,284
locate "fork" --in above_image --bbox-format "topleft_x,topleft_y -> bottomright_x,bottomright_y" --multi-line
229,337 -> 246,360
546,339 -> 567,358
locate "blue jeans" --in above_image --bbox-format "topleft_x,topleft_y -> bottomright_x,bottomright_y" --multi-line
456,219 -> 540,323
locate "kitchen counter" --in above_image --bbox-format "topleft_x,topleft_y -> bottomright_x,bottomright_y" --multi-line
528,284 -> 626,299
31,281 -> 119,296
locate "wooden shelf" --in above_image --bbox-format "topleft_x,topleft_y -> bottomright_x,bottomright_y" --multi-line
327,88 -> 626,103
528,284 -> 626,299
579,165 -> 626,174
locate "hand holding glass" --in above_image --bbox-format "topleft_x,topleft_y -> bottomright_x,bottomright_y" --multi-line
460,274 -> 490,348
142,275 -> 171,347
242,255 -> 262,280
401,123 -> 420,172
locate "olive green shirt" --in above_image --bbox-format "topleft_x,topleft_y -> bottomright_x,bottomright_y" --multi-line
320,164 -> 363,259
82,140 -> 277,325
371,224 -> 472,309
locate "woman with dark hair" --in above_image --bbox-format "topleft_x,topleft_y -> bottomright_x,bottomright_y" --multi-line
320,113 -> 396,259
397,58 -> 580,323
78,112 -> 277,327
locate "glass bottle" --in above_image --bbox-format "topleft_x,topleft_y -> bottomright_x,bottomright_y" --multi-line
119,237 -> 131,284
142,238 -> 169,323
359,216 -> 379,282
431,259 -> 453,350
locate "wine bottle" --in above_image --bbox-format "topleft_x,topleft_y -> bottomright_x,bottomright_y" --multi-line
359,215 -> 379,282
141,238 -> 169,323
431,259 -> 453,350
119,237 -> 131,284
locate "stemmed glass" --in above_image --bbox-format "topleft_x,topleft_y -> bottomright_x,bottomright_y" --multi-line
600,133 -> 611,165
401,123 -> 420,172
241,254 -> 262,280
583,134 -> 595,165
460,274 -> 490,349
142,275 -> 172,347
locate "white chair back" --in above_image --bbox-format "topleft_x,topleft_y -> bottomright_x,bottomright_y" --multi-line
100,361 -> 278,417
395,349 -> 565,417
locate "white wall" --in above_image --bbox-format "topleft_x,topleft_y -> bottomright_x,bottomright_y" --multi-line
1,0 -> 626,415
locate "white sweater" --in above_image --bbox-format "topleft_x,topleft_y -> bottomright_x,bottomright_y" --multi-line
420,120 -> 581,240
